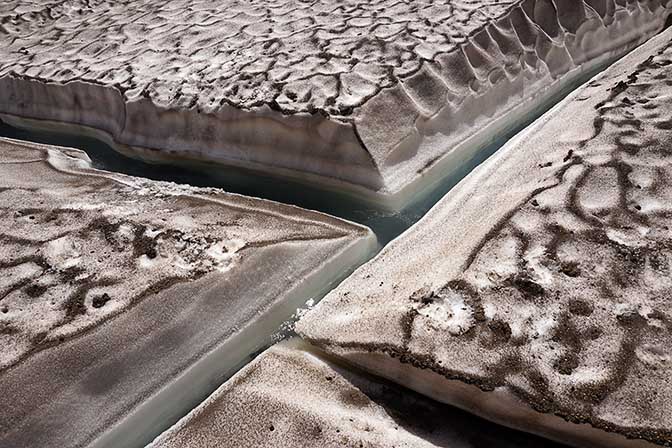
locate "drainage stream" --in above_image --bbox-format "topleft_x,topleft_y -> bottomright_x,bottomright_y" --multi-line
0,49 -> 637,448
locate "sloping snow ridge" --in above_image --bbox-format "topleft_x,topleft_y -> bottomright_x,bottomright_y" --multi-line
0,137 -> 375,447
150,338 -> 566,448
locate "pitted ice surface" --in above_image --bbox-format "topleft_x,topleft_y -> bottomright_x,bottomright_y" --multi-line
0,137 -> 375,448
1,0 -> 516,114
0,1 -> 670,203
298,27 -> 672,448
150,339 -> 568,448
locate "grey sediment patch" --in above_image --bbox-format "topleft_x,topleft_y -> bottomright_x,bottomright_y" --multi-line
0,0 -> 670,210
0,137 -> 376,448
298,26 -> 672,448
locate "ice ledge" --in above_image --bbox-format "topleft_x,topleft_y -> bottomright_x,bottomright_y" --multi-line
0,0 -> 670,210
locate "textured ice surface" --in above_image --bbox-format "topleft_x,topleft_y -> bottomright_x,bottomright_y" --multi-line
0,1 -> 670,206
0,137 -> 375,447
150,339 -> 568,448
298,27 -> 672,448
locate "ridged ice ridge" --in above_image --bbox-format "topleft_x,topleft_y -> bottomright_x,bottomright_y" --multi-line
298,26 -> 672,448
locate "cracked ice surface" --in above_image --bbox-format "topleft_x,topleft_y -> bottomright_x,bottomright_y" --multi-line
298,27 -> 672,448
0,137 -> 375,447
0,1 -> 670,205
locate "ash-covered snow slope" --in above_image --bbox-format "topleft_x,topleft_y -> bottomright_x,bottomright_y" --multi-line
298,26 -> 672,448
0,1 -> 670,208
0,137 -> 375,448
150,339 -> 568,448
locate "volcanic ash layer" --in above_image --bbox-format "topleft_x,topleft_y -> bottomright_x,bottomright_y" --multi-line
0,137 -> 375,448
297,25 -> 672,448
150,338 -> 567,448
1,1 -> 670,208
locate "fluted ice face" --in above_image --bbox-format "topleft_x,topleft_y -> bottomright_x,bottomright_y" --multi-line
0,1 -> 670,207
298,27 -> 672,448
